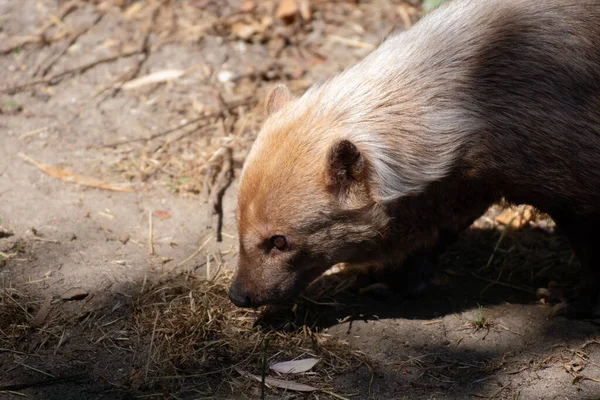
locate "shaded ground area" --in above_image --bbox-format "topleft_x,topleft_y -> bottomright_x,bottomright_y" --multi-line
0,0 -> 599,399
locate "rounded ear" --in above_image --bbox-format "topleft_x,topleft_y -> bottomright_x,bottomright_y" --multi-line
265,84 -> 292,116
326,140 -> 365,188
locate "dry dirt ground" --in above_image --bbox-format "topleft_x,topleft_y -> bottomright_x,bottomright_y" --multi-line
0,1 -> 599,399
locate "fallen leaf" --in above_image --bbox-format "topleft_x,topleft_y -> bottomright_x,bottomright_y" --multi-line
271,358 -> 319,374
32,295 -> 53,326
153,210 -> 172,221
61,288 -> 89,301
121,69 -> 186,90
119,233 -> 130,244
234,367 -> 317,392
19,153 -> 134,193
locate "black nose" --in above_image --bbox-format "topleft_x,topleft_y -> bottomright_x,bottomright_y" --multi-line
228,286 -> 252,308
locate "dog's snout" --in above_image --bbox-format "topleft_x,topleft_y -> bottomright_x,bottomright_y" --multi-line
228,282 -> 253,308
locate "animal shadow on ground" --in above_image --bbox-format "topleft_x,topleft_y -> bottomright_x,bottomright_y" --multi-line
256,223 -> 594,332
249,223 -> 600,399
2,221 -> 599,400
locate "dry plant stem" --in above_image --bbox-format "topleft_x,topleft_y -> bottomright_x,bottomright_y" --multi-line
148,210 -> 154,256
34,13 -> 105,77
478,219 -> 515,273
157,359 -> 251,381
480,265 -> 505,295
505,365 -> 529,375
99,114 -> 212,149
170,236 -> 213,272
489,383 -> 510,399
206,252 -> 211,280
145,310 -> 159,380
320,390 -> 352,400
0,0 -> 80,55
573,374 -> 600,384
260,337 -> 270,400
328,35 -> 375,50
0,273 -> 6,306
5,293 -> 33,320
471,272 -> 535,295
1,47 -> 144,94
207,146 -> 234,242
95,22 -> 154,103
97,98 -> 255,148
0,374 -> 86,391
150,122 -> 211,154
16,362 -> 55,378
70,28 -> 153,124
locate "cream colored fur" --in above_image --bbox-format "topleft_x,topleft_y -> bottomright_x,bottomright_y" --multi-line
242,0 -> 513,201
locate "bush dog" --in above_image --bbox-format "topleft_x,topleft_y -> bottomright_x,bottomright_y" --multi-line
229,0 -> 600,318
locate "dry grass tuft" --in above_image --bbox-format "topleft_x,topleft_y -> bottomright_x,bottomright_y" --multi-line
0,289 -> 45,352
0,271 -> 369,398
110,104 -> 260,197
132,273 -> 369,398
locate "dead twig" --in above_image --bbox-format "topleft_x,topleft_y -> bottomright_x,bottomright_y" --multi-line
0,374 -> 86,391
34,13 -> 105,77
98,114 -> 213,149
15,362 -> 55,378
0,0 -> 80,55
478,221 -> 514,273
94,1 -> 162,105
573,374 -> 600,384
148,210 -> 154,256
170,236 -> 212,273
1,47 -> 143,94
480,265 -> 505,295
149,120 -> 213,154
96,98 -> 255,149
94,26 -> 154,102
145,310 -> 159,380
4,293 -> 33,320
329,35 -> 376,50
488,383 -> 510,399
505,365 -> 530,375
471,272 -> 536,295
206,145 -> 234,242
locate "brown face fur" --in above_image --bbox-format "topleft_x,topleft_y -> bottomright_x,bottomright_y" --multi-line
228,86 -> 389,307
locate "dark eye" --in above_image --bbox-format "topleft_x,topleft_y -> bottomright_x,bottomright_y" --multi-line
270,235 -> 288,251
